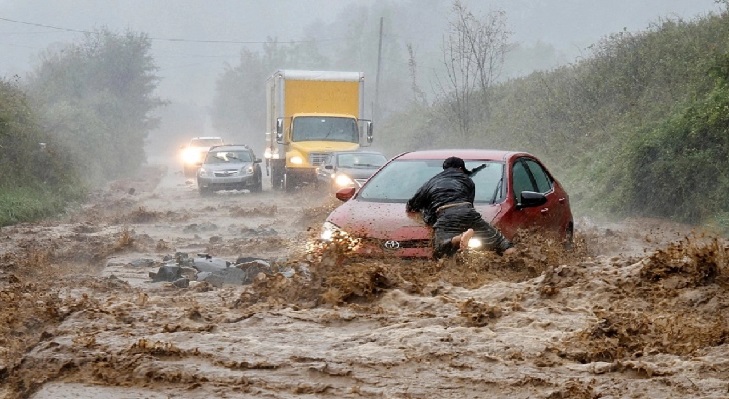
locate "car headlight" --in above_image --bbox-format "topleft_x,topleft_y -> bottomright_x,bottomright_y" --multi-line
334,174 -> 354,187
320,221 -> 340,241
290,155 -> 304,165
244,166 -> 254,174
182,149 -> 200,164
467,237 -> 482,249
198,167 -> 207,177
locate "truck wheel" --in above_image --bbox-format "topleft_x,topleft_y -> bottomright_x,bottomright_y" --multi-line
271,168 -> 283,191
284,173 -> 296,192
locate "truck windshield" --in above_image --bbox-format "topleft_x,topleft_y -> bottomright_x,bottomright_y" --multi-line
291,116 -> 358,143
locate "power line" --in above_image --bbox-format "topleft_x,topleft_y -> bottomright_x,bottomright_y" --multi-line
0,16 -> 340,45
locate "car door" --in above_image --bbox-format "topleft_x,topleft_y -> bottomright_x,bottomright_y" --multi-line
507,158 -> 550,234
522,158 -> 567,235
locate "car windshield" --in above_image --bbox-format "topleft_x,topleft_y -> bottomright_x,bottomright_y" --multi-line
291,116 -> 358,143
337,153 -> 386,168
204,150 -> 252,164
191,138 -> 223,147
357,159 -> 505,203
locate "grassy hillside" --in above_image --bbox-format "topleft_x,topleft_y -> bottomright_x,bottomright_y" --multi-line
383,10 -> 729,232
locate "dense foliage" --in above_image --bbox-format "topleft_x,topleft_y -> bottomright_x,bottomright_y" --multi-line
1,29 -> 163,226
382,10 -> 729,231
0,78 -> 83,226
26,29 -> 164,184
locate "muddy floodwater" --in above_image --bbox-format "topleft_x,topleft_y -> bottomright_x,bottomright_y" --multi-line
1,165 -> 728,399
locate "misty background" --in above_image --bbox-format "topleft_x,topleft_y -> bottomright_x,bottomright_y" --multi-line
0,0 -> 721,158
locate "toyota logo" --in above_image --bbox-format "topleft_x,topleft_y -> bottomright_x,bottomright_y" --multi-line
383,240 -> 400,250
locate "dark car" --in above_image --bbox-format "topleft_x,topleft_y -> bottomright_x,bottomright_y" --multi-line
196,145 -> 263,195
315,151 -> 388,193
320,149 -> 573,258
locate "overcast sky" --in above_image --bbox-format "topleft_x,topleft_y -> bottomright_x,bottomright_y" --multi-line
0,0 -> 722,107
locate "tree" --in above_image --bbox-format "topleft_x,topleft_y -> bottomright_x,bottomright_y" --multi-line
26,29 -> 164,183
434,0 -> 511,141
211,39 -> 328,151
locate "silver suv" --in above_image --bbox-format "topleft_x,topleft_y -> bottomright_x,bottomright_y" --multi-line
197,145 -> 263,195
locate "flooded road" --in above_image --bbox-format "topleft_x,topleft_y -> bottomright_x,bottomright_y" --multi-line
1,164 -> 728,398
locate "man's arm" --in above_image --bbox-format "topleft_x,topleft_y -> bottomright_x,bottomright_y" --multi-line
406,182 -> 429,212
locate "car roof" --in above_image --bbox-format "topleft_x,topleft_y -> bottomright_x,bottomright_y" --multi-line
394,149 -> 530,162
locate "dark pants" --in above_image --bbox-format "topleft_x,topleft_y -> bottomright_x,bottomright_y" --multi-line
432,206 -> 512,258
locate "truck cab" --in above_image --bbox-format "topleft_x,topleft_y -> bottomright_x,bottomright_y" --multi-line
264,70 -> 374,192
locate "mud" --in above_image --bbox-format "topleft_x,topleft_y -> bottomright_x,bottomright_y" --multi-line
1,164 -> 728,398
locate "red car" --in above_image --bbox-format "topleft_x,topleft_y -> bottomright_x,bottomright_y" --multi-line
321,149 -> 573,258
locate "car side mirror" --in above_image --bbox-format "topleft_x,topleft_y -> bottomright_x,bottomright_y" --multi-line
366,121 -> 373,144
254,158 -> 262,163
335,187 -> 356,202
517,191 -> 547,209
324,165 -> 334,170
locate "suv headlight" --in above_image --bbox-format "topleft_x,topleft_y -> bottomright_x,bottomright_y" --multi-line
245,165 -> 254,174
198,167 -> 208,177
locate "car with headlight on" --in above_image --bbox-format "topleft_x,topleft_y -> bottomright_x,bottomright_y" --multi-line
320,149 -> 573,258
180,136 -> 225,177
197,145 -> 263,195
316,151 -> 388,193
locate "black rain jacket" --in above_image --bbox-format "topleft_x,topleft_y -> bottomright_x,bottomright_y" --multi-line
406,168 -> 475,225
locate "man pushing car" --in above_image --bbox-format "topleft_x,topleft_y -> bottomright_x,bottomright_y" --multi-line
406,156 -> 516,258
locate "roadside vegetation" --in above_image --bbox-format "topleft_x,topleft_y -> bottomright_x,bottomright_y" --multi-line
383,5 -> 729,233
0,29 -> 163,227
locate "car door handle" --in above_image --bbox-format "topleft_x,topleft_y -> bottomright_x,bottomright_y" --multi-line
558,197 -> 566,203
541,208 -> 549,215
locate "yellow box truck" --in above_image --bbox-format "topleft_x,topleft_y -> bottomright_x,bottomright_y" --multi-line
264,70 -> 373,192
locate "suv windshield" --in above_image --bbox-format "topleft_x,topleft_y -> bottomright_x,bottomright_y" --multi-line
357,159 -> 504,203
204,150 -> 252,164
291,116 -> 358,143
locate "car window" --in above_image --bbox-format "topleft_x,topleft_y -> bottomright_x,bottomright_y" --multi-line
358,159 -> 504,203
524,159 -> 552,194
512,160 -> 536,199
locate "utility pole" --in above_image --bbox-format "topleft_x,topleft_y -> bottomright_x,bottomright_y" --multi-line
374,16 -> 383,124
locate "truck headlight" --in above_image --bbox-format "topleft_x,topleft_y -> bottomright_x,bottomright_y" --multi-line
334,174 -> 354,187
290,155 -> 304,165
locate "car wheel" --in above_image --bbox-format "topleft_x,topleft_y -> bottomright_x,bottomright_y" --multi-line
252,177 -> 263,193
199,186 -> 212,196
563,224 -> 574,251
